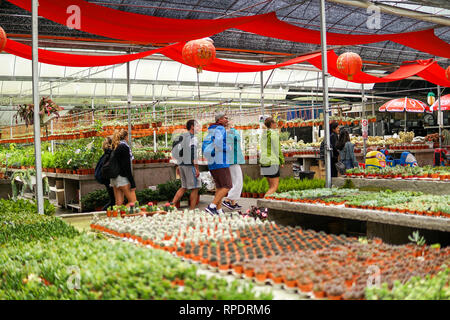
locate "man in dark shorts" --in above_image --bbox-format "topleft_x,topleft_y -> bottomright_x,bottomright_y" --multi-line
202,112 -> 232,215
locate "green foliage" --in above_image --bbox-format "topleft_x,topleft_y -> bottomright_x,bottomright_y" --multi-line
81,189 -> 111,212
365,267 -> 449,300
340,179 -> 356,189
81,180 -> 207,212
242,176 -> 325,194
0,234 -> 272,300
0,199 -> 78,244
408,231 -> 426,247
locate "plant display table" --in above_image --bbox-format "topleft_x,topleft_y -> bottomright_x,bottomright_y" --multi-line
258,199 -> 450,245
13,163 -> 177,212
90,209 -> 449,300
333,177 -> 450,195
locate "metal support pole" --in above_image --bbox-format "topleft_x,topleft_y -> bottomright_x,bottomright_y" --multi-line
371,95 -> 375,136
164,105 -> 168,147
260,71 -> 264,118
152,84 -> 155,120
197,71 -> 201,118
32,0 -> 44,214
50,83 -> 55,154
153,130 -> 157,153
362,84 -> 367,160
91,98 -> 95,122
320,0 -> 332,188
438,85 -> 442,149
239,91 -> 242,124
127,61 -> 132,149
9,97 -> 13,139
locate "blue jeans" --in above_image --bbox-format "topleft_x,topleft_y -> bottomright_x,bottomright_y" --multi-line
344,159 -> 354,169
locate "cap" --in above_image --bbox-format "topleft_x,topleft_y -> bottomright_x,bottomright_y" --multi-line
215,112 -> 226,122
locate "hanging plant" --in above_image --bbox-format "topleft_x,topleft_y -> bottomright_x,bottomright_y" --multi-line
14,97 -> 63,127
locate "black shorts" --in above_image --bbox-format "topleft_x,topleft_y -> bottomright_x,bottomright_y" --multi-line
261,165 -> 280,178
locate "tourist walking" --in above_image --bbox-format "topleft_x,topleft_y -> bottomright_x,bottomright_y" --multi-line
101,137 -> 116,210
223,119 -> 245,210
330,122 -> 341,177
260,117 -> 284,196
110,129 -> 137,207
202,112 -> 232,215
337,129 -> 358,169
171,119 -> 201,210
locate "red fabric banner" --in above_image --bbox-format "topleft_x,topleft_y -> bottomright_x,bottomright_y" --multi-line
162,43 -> 322,72
6,0 -> 450,59
6,0 -> 268,43
3,39 -> 173,67
237,13 -> 450,59
4,37 -> 449,87
307,51 -> 435,84
163,44 -> 449,87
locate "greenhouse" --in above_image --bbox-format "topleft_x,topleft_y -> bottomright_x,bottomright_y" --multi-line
0,0 -> 449,304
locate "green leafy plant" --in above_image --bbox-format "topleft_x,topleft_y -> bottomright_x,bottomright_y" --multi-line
408,231 -> 426,247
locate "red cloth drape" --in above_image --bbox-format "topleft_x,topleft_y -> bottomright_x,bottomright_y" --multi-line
237,13 -> 450,59
162,44 -> 449,86
3,39 -> 173,67
4,38 -> 450,87
416,63 -> 450,87
7,0 -> 450,59
6,0 -> 268,43
162,43 -> 322,72
307,51 -> 436,84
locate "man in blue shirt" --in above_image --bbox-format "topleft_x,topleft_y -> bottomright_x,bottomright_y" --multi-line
202,112 -> 232,215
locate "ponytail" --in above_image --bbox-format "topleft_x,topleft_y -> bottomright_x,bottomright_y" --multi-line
112,129 -> 128,150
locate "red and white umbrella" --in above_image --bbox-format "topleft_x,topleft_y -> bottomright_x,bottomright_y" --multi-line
430,94 -> 450,112
379,97 -> 430,113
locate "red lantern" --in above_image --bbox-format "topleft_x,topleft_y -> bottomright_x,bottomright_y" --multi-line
446,65 -> 450,81
336,52 -> 363,80
182,38 -> 216,73
0,26 -> 7,52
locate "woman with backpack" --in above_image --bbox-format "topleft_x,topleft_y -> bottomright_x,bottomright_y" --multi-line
100,137 -> 115,210
110,129 -> 137,207
337,130 -> 358,169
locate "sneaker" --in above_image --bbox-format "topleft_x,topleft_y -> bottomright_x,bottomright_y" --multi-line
222,200 -> 235,210
217,209 -> 224,215
233,202 -> 243,209
205,205 -> 218,216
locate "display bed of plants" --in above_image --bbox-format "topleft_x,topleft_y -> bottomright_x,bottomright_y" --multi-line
81,179 -> 207,212
0,199 -> 271,300
241,176 -> 325,198
265,188 -> 450,218
346,166 -> 450,181
90,209 -> 449,300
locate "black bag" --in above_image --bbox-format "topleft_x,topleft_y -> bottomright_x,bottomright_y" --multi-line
101,150 -> 120,180
319,140 -> 325,160
94,153 -> 110,184
335,160 -> 346,175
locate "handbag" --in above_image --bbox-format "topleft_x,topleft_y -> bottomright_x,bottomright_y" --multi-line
335,161 -> 346,175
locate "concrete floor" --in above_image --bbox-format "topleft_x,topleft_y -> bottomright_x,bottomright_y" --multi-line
185,193 -> 259,213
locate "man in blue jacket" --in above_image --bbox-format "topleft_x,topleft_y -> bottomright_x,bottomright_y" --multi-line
202,112 -> 232,215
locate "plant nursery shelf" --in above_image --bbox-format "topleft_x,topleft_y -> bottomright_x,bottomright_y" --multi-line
257,199 -> 450,233
333,177 -> 450,195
